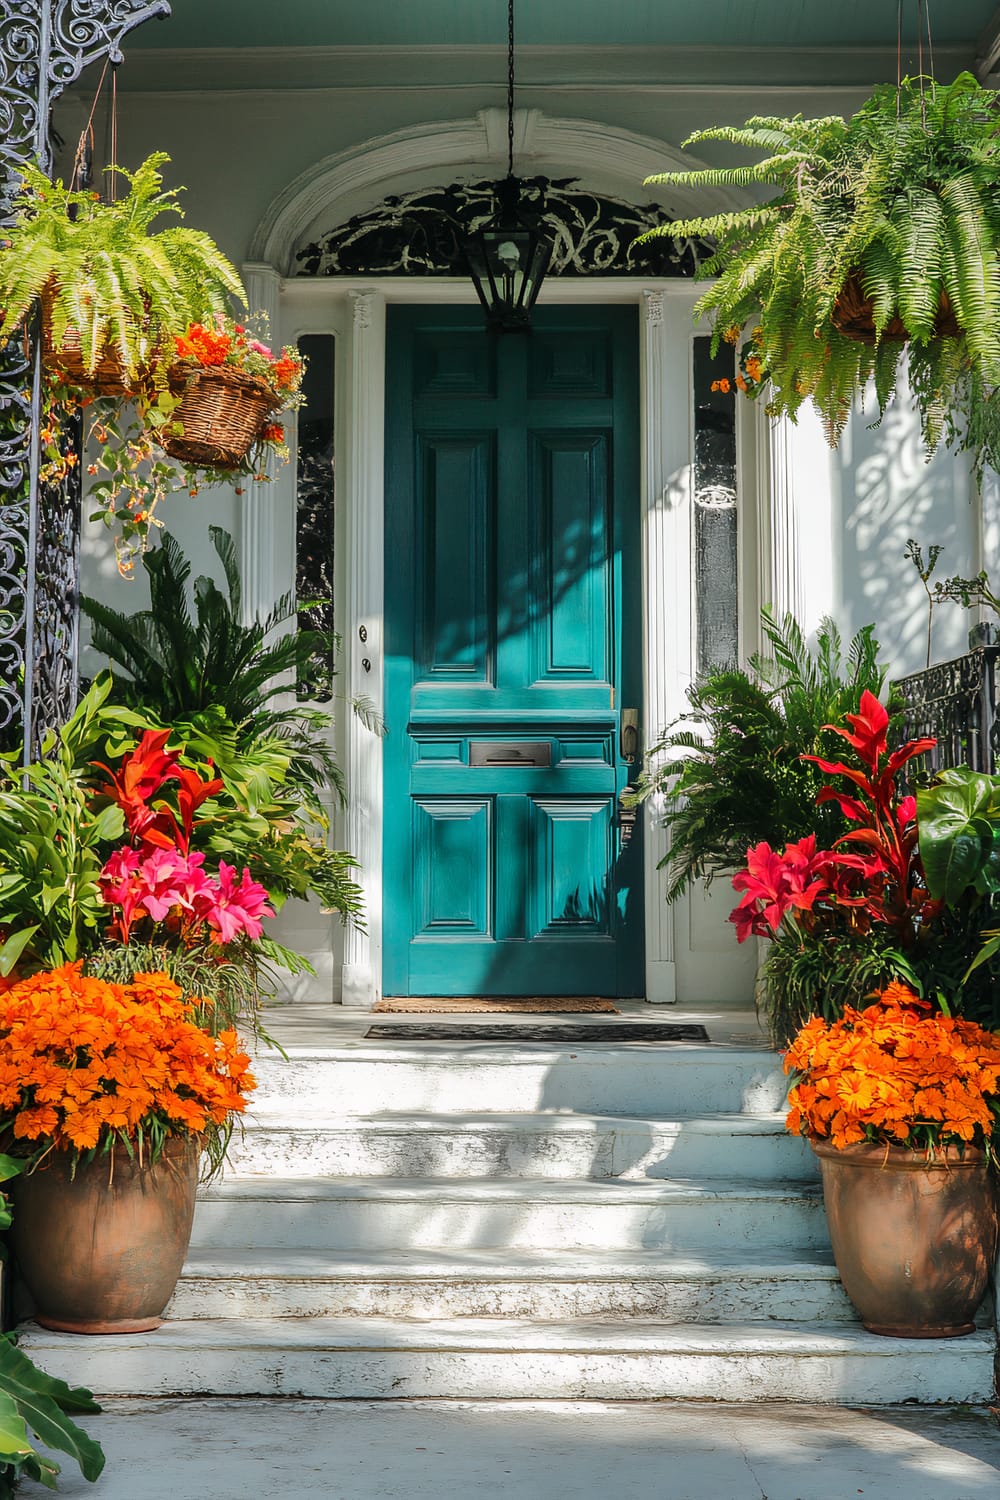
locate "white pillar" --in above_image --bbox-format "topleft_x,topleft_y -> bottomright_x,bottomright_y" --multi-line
239,260 -> 289,624
757,408 -> 803,623
341,289 -> 387,1008
641,288 -> 694,1003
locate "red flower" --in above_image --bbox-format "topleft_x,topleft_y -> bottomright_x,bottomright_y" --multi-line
730,836 -> 833,941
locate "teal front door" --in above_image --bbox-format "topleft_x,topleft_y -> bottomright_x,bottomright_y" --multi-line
383,304 -> 643,997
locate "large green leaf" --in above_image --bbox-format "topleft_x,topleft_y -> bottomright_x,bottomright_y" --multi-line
0,927 -> 38,978
917,769 -> 1000,906
0,1393 -> 51,1488
0,1337 -> 104,1485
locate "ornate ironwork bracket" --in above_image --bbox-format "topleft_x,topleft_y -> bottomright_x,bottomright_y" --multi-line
0,0 -> 170,758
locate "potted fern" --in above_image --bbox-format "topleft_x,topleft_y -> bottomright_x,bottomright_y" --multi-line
0,153 -> 244,395
643,72 -> 1000,476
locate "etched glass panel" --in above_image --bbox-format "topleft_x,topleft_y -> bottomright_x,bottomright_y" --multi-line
693,337 -> 738,674
295,334 -> 335,701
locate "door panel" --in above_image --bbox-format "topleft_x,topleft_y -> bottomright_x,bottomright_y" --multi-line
384,305 -> 642,997
417,433 -> 493,678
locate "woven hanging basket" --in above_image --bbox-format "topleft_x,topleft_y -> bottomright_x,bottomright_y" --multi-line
162,362 -> 278,469
39,285 -> 151,397
831,272 -> 960,344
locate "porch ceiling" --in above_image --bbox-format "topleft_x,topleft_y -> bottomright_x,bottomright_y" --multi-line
120,1 -> 1000,92
130,1 -> 998,52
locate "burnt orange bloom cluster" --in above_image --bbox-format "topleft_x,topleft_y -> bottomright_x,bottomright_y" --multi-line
0,964 -> 255,1158
271,356 -> 300,391
783,983 -> 1000,1153
173,322 -> 231,367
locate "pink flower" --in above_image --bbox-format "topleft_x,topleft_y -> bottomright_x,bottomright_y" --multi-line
203,862 -> 274,943
249,340 -> 272,359
99,848 -> 144,936
135,849 -> 212,922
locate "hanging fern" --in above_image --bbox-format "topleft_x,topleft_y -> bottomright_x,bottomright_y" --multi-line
0,153 -> 245,379
642,73 -> 1000,476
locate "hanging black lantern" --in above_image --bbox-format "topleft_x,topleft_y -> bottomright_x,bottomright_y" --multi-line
464,176 -> 553,331
462,1 -> 553,331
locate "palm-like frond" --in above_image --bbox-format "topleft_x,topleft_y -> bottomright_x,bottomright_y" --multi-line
80,527 -> 341,806
632,610 -> 891,901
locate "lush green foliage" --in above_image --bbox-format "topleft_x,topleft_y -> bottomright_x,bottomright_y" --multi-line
916,767 -> 1000,1003
0,677 -> 361,1037
631,610 -> 890,900
644,73 -> 1000,475
81,525 -> 341,808
0,686 -> 128,971
760,927 -> 917,1050
752,719 -> 1000,1046
0,154 -> 244,381
0,1162 -> 104,1496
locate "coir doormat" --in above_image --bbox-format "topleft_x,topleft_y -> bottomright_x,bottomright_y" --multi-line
364,1023 -> 712,1043
374,996 -> 619,1014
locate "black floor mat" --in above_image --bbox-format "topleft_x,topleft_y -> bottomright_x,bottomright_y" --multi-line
364,1023 -> 712,1043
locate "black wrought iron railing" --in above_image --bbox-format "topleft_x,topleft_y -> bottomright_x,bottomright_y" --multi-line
895,645 -> 1000,775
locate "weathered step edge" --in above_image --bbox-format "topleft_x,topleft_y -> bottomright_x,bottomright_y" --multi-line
21,1318 -> 996,1405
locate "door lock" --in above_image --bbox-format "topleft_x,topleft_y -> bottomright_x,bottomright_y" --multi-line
620,708 -> 640,764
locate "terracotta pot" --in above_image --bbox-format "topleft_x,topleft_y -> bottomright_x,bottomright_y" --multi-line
11,1137 -> 200,1334
812,1139 -> 998,1338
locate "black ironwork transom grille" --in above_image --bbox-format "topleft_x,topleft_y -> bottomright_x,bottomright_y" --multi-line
295,178 -> 711,280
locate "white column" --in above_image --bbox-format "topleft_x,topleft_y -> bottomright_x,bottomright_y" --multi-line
239,261 -> 289,624
341,289 -> 387,1008
757,407 -> 803,623
641,289 -> 694,1003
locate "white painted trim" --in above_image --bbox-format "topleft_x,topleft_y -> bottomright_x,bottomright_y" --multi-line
263,272 -> 765,1007
754,406 -> 805,624
640,288 -> 694,1002
249,110 -> 743,274
339,289 -> 387,1009
239,262 -> 285,623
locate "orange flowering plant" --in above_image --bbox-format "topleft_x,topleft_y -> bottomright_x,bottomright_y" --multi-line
172,315 -> 303,399
784,981 -> 1000,1158
46,314 -> 305,576
0,964 -> 255,1174
84,317 -> 303,574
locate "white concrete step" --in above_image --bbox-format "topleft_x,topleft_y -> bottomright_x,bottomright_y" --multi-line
250,1044 -> 788,1118
227,1110 -> 817,1181
190,1175 -> 827,1253
168,1246 -> 852,1322
22,1316 -> 995,1404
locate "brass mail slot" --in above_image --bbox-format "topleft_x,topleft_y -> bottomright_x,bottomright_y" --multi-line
470,740 -> 552,768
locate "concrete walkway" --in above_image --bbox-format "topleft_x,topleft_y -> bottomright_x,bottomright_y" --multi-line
22,1399 -> 1000,1500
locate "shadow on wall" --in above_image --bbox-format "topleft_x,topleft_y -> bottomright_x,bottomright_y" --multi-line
831,372 -> 977,679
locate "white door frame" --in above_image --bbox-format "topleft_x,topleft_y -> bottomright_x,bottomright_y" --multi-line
248,272 -> 764,1007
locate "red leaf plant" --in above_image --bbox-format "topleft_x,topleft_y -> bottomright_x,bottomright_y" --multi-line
94,734 -> 273,947
730,691 -> 938,945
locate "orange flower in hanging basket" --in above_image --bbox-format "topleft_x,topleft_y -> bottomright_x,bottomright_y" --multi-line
162,361 -> 280,469
831,272 -> 961,344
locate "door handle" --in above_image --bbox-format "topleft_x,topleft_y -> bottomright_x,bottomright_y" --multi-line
620,708 -> 639,764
